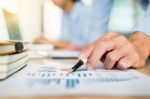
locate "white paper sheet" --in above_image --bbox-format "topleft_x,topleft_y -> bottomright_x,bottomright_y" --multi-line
0,63 -> 150,96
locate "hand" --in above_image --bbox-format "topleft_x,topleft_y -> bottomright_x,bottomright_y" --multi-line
34,36 -> 50,44
34,36 -> 72,49
58,43 -> 89,51
79,32 -> 150,70
34,36 -> 87,51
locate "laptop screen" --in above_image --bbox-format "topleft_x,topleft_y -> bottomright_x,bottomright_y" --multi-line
3,9 -> 22,40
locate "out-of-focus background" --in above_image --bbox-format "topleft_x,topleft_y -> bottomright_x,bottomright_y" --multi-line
0,0 -> 146,41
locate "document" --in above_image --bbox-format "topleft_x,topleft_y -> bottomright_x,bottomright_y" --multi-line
0,63 -> 150,96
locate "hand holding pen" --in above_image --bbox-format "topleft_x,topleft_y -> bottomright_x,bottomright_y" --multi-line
70,53 -> 88,73
71,32 -> 148,72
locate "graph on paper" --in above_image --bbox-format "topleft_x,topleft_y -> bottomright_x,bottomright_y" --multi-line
25,65 -> 139,89
0,64 -> 150,96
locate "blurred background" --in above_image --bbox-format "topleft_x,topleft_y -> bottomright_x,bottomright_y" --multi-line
0,0 -> 146,43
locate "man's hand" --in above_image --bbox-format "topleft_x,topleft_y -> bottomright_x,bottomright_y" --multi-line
34,36 -> 87,51
79,32 -> 150,70
34,36 -> 50,44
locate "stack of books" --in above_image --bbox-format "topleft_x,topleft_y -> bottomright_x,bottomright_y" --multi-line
0,41 -> 30,80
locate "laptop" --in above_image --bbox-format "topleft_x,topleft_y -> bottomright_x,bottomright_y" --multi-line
3,9 -> 22,40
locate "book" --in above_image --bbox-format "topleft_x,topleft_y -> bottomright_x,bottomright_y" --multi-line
0,41 -> 30,55
0,62 -> 27,80
0,51 -> 28,64
0,56 -> 28,72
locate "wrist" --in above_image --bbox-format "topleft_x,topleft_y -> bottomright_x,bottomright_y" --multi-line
129,32 -> 150,60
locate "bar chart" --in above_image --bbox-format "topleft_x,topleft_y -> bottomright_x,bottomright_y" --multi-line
0,65 -> 150,96
28,78 -> 80,89
25,67 -> 139,89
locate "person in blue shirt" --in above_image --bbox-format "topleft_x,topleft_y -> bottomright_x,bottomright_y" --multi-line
35,0 -> 112,50
35,0 -> 150,70
79,0 -> 150,70
59,0 -> 112,46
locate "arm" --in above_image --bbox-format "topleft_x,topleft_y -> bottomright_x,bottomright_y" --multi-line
134,0 -> 150,36
129,32 -> 150,61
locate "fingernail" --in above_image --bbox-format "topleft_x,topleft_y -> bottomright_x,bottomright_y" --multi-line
87,63 -> 93,71
78,53 -> 87,60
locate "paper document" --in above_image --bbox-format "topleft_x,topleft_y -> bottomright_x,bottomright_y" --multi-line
0,63 -> 150,96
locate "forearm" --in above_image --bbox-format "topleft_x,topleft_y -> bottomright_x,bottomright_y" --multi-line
129,32 -> 150,61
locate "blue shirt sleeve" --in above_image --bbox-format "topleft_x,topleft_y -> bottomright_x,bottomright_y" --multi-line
134,0 -> 150,36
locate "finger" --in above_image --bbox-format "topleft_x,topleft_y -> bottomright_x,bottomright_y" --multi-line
130,53 -> 145,69
104,49 -> 126,70
132,60 -> 145,69
102,32 -> 120,40
87,40 -> 115,69
117,55 -> 136,70
91,32 -> 119,46
78,45 -> 94,60
79,32 -> 119,60
100,51 -> 111,63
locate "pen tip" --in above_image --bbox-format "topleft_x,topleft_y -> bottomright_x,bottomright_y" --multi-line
60,68 -> 72,72
67,69 -> 74,74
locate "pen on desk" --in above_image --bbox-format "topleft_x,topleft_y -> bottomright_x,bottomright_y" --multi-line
70,59 -> 87,73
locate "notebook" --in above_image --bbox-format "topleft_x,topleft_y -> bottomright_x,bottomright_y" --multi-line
3,9 -> 22,40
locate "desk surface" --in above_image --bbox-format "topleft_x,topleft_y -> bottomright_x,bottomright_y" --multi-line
1,59 -> 150,99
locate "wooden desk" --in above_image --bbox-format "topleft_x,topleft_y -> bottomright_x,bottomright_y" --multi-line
1,59 -> 150,99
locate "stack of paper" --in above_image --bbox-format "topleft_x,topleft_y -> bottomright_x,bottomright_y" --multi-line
0,41 -> 30,79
